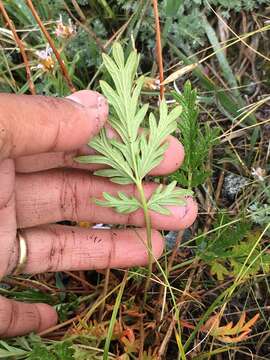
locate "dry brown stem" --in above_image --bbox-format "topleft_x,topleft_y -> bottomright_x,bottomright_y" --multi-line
152,0 -> 164,99
0,0 -> 36,95
26,0 -> 76,93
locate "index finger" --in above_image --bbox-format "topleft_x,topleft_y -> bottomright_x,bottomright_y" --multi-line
0,90 -> 108,160
15,134 -> 184,176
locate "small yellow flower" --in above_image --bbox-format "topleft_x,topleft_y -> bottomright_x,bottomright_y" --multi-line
35,45 -> 55,72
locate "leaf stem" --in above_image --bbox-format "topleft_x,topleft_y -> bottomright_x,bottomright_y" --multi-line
136,181 -> 153,302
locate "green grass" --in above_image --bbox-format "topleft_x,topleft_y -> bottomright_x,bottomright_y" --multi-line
0,0 -> 269,359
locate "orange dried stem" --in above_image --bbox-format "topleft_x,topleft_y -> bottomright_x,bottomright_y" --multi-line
152,0 -> 164,99
26,0 -> 76,93
0,1 -> 36,95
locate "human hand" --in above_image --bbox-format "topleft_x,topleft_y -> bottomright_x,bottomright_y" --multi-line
0,90 -> 197,337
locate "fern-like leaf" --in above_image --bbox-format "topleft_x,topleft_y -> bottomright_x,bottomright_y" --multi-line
148,181 -> 193,215
76,43 -> 192,215
96,192 -> 141,214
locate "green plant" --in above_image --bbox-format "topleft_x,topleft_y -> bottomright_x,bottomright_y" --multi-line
1,1 -> 269,358
0,335 -> 75,360
197,212 -> 270,280
249,185 -> 270,231
76,42 -> 192,285
170,81 -> 219,188
117,0 -> 269,53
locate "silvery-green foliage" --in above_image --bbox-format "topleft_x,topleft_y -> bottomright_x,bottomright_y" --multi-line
95,192 -> 140,214
77,43 -> 192,215
147,181 -> 192,215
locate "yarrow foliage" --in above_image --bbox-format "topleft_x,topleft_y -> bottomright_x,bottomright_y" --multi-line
77,43 -> 192,215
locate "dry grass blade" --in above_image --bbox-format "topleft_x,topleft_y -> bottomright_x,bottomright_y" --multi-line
161,63 -> 198,85
206,0 -> 270,63
152,0 -> 164,99
0,0 -> 35,94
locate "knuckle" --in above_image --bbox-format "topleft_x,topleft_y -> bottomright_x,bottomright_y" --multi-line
45,226 -> 66,272
0,120 -> 12,160
59,170 -> 93,222
2,233 -> 18,277
59,170 -> 79,221
0,297 -> 42,337
0,296 -> 15,337
0,159 -> 14,209
107,230 -> 116,269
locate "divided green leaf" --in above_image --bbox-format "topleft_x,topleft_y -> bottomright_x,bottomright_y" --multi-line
148,181 -> 193,215
197,212 -> 270,280
76,43 -> 192,215
96,192 -> 141,214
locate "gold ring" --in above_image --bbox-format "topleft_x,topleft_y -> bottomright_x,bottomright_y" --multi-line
12,230 -> 28,275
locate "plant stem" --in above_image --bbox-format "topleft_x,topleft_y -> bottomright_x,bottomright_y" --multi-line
26,0 -> 76,93
188,168 -> 192,189
98,268 -> 110,321
0,1 -> 36,95
152,0 -> 164,99
136,181 -> 153,302
103,270 -> 128,360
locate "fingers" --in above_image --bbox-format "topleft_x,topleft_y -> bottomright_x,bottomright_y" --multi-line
16,170 -> 198,230
0,90 -> 108,160
15,135 -> 184,176
6,225 -> 164,275
0,159 -> 57,338
0,296 -> 57,337
0,159 -> 17,276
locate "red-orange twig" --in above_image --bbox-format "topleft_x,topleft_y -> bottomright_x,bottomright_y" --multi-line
0,1 -> 36,95
152,0 -> 164,99
26,0 -> 76,93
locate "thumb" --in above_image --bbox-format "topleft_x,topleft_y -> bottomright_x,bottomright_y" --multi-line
0,90 -> 108,160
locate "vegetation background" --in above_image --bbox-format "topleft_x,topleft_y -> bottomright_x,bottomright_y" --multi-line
0,0 -> 269,358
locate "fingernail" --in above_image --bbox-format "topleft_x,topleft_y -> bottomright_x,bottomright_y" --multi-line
67,91 -> 107,111
67,90 -> 108,128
